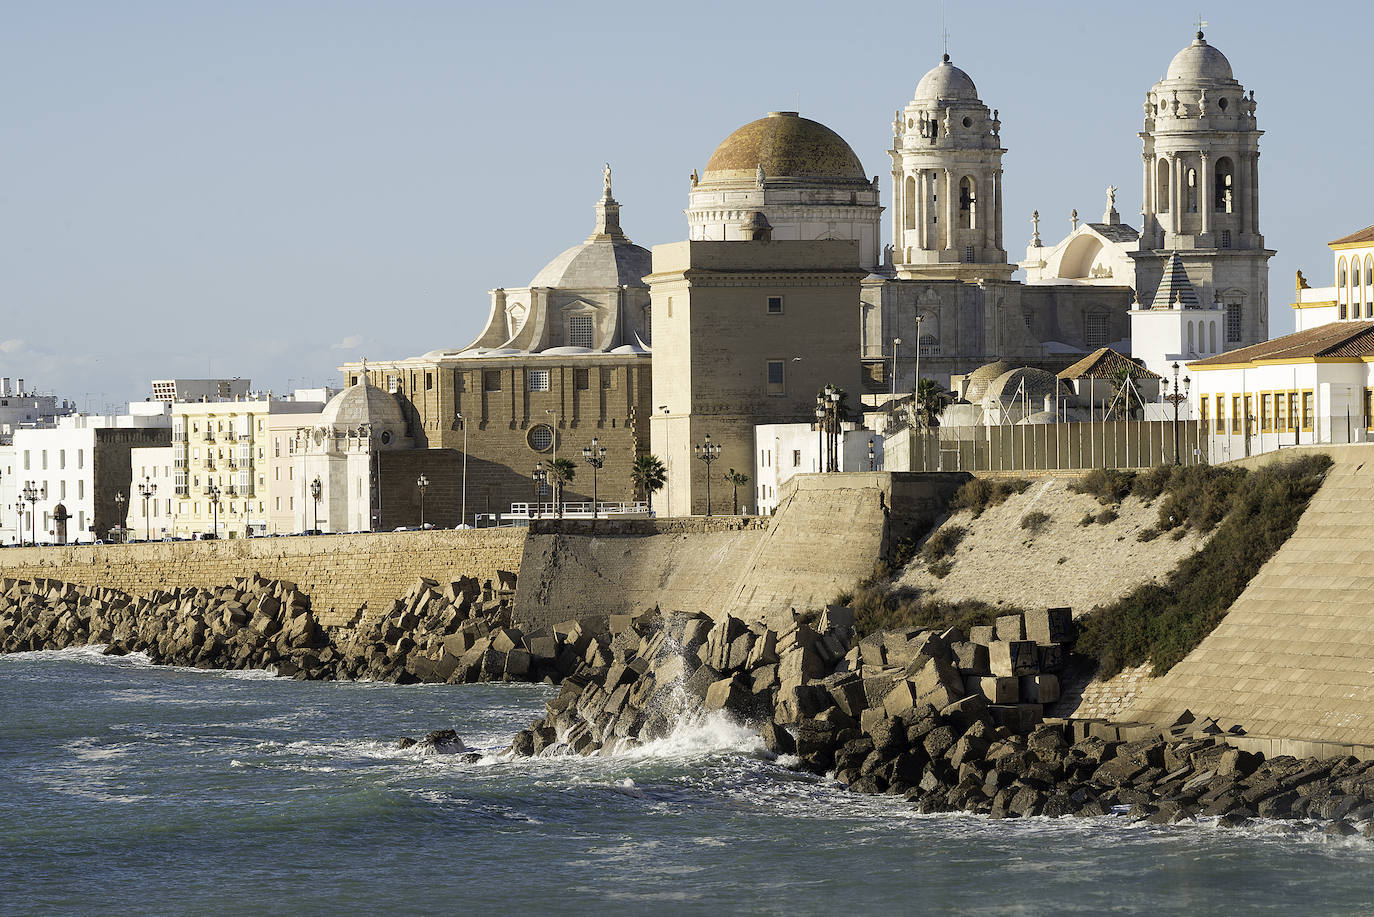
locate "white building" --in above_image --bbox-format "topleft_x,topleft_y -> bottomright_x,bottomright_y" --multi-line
0,403 -> 170,545
0,378 -> 75,432
754,422 -> 884,515
124,445 -> 175,541
1128,252 -> 1226,378
1292,225 -> 1374,331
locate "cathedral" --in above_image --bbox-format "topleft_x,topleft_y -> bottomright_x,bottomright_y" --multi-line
345,29 -> 1272,520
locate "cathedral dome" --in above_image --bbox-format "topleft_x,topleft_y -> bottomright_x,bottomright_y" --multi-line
319,380 -> 407,432
913,55 -> 980,102
702,111 -> 866,182
529,238 -> 651,289
1164,33 -> 1233,82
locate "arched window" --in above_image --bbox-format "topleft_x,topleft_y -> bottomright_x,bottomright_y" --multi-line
1214,158 -> 1234,212
1209,321 -> 1217,354
958,176 -> 976,229
1187,321 -> 1195,353
917,334 -> 940,357
1339,257 -> 1348,293
903,176 -> 916,231
1156,159 -> 1171,212
1186,168 -> 1198,213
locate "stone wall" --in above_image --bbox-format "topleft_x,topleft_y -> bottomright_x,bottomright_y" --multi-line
0,529 -> 527,627
512,471 -> 969,632
1122,447 -> 1374,749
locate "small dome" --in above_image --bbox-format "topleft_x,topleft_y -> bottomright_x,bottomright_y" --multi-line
984,367 -> 1069,407
702,111 -> 866,182
914,55 -> 980,102
319,380 -> 407,431
530,239 -> 651,289
963,359 -> 1016,403
1165,33 -> 1234,82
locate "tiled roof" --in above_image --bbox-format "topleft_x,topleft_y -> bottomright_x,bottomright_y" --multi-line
1329,224 -> 1374,247
1087,223 -> 1141,244
1188,321 -> 1374,366
1057,347 -> 1162,380
1149,253 -> 1201,310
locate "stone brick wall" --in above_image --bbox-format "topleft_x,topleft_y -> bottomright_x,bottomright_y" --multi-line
0,529 -> 527,627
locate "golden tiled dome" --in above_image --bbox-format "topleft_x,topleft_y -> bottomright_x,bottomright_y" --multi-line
702,111 -> 866,182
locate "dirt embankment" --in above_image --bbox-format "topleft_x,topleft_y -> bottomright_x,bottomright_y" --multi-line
896,477 -> 1209,617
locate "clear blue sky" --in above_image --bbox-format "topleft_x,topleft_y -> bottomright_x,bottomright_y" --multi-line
3,0 -> 1367,409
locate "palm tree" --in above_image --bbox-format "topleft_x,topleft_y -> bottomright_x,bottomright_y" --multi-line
549,458 -> 576,517
915,378 -> 952,427
631,454 -> 667,515
724,468 -> 750,515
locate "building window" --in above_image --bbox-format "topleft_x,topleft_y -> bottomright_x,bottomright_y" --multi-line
387,375 -> 399,394
483,370 -> 502,392
528,424 -> 554,453
528,369 -> 551,392
1365,389 -> 1372,430
1287,392 -> 1299,432
1200,397 -> 1209,431
792,449 -> 801,468
1260,394 -> 1272,432
1220,230 -> 1231,249
1302,391 -> 1315,431
1226,304 -> 1243,343
1341,304 -> 1349,320
767,296 -> 783,314
918,334 -> 941,357
1084,312 -> 1110,349
602,370 -> 614,390
574,368 -> 590,390
766,359 -> 785,395
425,372 -> 433,391
642,306 -> 652,344
1231,396 -> 1242,435
569,315 -> 594,349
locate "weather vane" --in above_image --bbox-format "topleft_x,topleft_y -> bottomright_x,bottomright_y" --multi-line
1194,12 -> 1207,34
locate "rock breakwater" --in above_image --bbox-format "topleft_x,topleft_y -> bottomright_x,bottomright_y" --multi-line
509,606 -> 1374,833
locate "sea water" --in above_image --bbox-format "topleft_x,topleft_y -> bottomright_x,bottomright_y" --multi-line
3,647 -> 1374,916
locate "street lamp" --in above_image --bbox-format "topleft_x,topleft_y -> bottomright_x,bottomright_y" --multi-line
22,481 -> 41,547
309,476 -> 322,533
114,492 -> 126,543
455,412 -> 468,528
868,438 -> 876,472
581,437 -> 606,519
1163,362 -> 1191,465
816,385 -> 841,471
694,434 -> 721,516
206,483 -> 222,539
416,473 -> 430,528
912,315 -> 926,425
531,462 -> 546,520
891,337 -> 902,413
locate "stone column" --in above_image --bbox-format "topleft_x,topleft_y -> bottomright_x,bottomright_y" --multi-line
1199,150 -> 1212,238
915,170 -> 927,253
891,169 -> 903,259
944,169 -> 955,251
1169,153 -> 1181,237
993,168 -> 1004,253
1141,153 -> 1154,248
1250,152 -> 1261,236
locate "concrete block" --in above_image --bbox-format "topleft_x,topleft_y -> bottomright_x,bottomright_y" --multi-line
1019,673 -> 1060,704
987,640 -> 1038,677
968,625 -> 996,646
971,675 -> 1019,704
950,641 -> 990,675
1024,607 -> 1073,645
995,614 -> 1025,641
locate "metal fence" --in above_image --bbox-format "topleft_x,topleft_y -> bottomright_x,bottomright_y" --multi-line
886,419 -> 1208,473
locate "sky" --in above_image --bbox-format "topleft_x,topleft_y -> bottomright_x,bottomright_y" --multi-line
3,0 -> 1370,411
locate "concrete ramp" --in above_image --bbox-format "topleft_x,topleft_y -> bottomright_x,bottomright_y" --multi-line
1123,448 -> 1374,752
512,472 -> 968,632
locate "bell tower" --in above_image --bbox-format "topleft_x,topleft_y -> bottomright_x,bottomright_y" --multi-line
1135,31 -> 1274,350
888,55 -> 1013,281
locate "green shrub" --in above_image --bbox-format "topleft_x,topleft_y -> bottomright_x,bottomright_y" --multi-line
921,525 -> 966,562
949,477 -> 1031,518
1079,512 -> 1095,527
1095,508 -> 1119,525
1130,465 -> 1174,503
929,559 -> 954,579
1020,510 -> 1051,532
1074,454 -> 1332,677
1136,526 -> 1160,542
1071,468 -> 1134,505
842,583 -> 1008,637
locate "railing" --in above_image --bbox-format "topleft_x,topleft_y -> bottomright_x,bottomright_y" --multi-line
504,501 -> 650,520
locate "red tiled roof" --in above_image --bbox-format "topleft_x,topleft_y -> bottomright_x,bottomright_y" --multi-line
1329,224 -> 1374,247
1188,321 -> 1374,366
1057,347 -> 1161,380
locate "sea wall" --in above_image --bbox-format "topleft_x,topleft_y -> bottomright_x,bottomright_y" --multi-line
512,472 -> 969,632
0,529 -> 527,627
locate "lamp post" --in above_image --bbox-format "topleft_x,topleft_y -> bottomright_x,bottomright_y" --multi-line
1163,362 -> 1191,465
309,476 -> 321,533
455,412 -> 468,528
868,438 -> 876,472
114,492 -> 126,543
814,404 -> 825,472
694,434 -> 721,516
416,474 -> 429,528
913,315 -> 925,424
531,462 -> 546,520
13,503 -> 25,547
206,482 -> 222,539
22,481 -> 41,547
138,477 -> 157,543
816,385 -> 841,471
891,337 -> 902,416
581,437 -> 606,519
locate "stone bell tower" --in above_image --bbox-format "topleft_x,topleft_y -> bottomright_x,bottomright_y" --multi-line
888,54 -> 1013,281
1135,30 -> 1273,350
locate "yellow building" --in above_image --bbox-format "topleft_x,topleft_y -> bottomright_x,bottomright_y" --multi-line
171,396 -> 323,538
